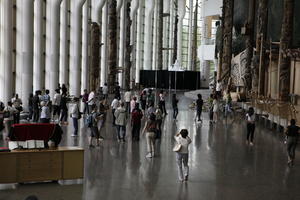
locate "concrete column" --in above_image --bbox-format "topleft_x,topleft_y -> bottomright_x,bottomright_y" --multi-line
163,0 -> 171,70
91,0 -> 106,23
168,0 -> 174,69
100,3 -> 108,87
33,0 -> 45,92
0,0 -> 13,103
177,0 -> 186,68
81,0 -> 90,92
15,0 -> 34,106
200,6 -> 210,88
143,0 -> 155,70
69,0 -> 86,97
130,0 -> 139,86
45,0 -> 62,98
118,0 -> 125,88
152,0 -> 159,70
59,0 -> 70,86
187,0 -> 194,71
135,0 -> 144,84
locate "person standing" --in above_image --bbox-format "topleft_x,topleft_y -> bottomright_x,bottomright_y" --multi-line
140,90 -> 147,113
172,94 -> 179,120
114,102 -> 127,142
196,94 -> 203,122
174,129 -> 192,182
60,94 -> 68,125
124,89 -> 132,114
102,83 -> 108,99
81,89 -> 89,115
216,80 -> 222,98
208,94 -> 214,123
159,90 -> 167,115
131,103 -> 143,141
142,113 -> 157,158
61,84 -> 68,96
11,94 -> 22,124
40,101 -> 51,123
70,98 -> 81,137
88,105 -> 103,147
212,95 -> 219,123
3,102 -> 17,140
88,90 -> 96,112
52,89 -> 62,122
146,89 -> 155,108
28,93 -> 34,121
285,119 -> 300,166
111,96 -> 119,126
155,106 -> 163,139
114,83 -> 121,100
246,107 -> 255,146
130,96 -> 137,113
32,91 -> 40,122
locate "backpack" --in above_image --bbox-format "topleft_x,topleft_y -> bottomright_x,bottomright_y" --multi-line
85,114 -> 93,127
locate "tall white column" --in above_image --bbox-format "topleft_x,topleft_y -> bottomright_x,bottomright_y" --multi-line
130,0 -> 139,86
143,0 -> 155,70
33,0 -> 45,92
163,0 -> 171,70
152,0 -> 159,70
168,0 -> 174,69
135,0 -> 144,84
45,0 -> 62,98
69,0 -> 86,97
15,0 -> 34,106
91,0 -> 106,23
118,0 -> 125,88
0,0 -> 13,103
187,0 -> 194,71
177,0 -> 186,68
100,3 -> 108,87
59,0 -> 70,86
81,0 -> 90,92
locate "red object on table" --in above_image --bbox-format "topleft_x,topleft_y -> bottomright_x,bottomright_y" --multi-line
10,123 -> 55,142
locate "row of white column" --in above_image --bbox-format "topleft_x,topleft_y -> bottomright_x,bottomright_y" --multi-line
0,0 -> 197,105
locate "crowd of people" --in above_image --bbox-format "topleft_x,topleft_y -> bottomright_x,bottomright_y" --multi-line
0,81 -> 299,183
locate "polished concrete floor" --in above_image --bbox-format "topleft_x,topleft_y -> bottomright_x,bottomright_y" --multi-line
1,92 -> 300,200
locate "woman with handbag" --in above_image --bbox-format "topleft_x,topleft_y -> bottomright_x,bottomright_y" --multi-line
174,129 -> 192,182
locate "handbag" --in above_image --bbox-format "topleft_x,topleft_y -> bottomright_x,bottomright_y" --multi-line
173,143 -> 182,152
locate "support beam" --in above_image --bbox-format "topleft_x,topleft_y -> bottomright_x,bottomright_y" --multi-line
157,0 -> 164,70
118,0 -> 125,88
33,0 -> 45,92
45,0 -> 62,98
187,0 -> 194,71
135,0 -> 144,84
177,0 -> 187,68
15,0 -> 34,106
69,0 -> 86,97
278,0 -> 295,101
100,3 -> 108,87
124,0 -> 132,90
0,0 -> 14,103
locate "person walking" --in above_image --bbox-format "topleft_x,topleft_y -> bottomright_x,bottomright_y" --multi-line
174,129 -> 192,182
246,107 -> 255,146
131,103 -> 143,141
196,94 -> 203,122
52,89 -> 62,122
285,119 -> 300,166
3,102 -> 17,140
114,102 -> 127,142
130,96 -> 137,113
172,94 -> 179,120
70,98 -> 81,137
124,89 -> 132,114
88,105 -> 103,147
88,90 -> 96,112
142,113 -> 157,158
208,94 -> 214,123
40,101 -> 51,123
111,96 -> 119,126
60,94 -> 68,125
82,89 -> 89,115
159,90 -> 167,115
140,90 -> 147,113
102,83 -> 108,99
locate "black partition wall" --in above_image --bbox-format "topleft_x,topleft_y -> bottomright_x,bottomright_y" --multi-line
140,70 -> 201,90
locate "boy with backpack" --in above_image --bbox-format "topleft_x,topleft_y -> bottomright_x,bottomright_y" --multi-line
86,105 -> 104,147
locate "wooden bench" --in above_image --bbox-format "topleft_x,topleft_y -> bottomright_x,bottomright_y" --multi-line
0,147 -> 84,183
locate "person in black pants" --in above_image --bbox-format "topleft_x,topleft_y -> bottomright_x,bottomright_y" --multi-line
131,103 -> 143,141
159,90 -> 167,115
60,94 -> 68,125
246,107 -> 255,146
285,119 -> 300,166
172,94 -> 179,120
32,91 -> 40,122
196,94 -> 203,122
